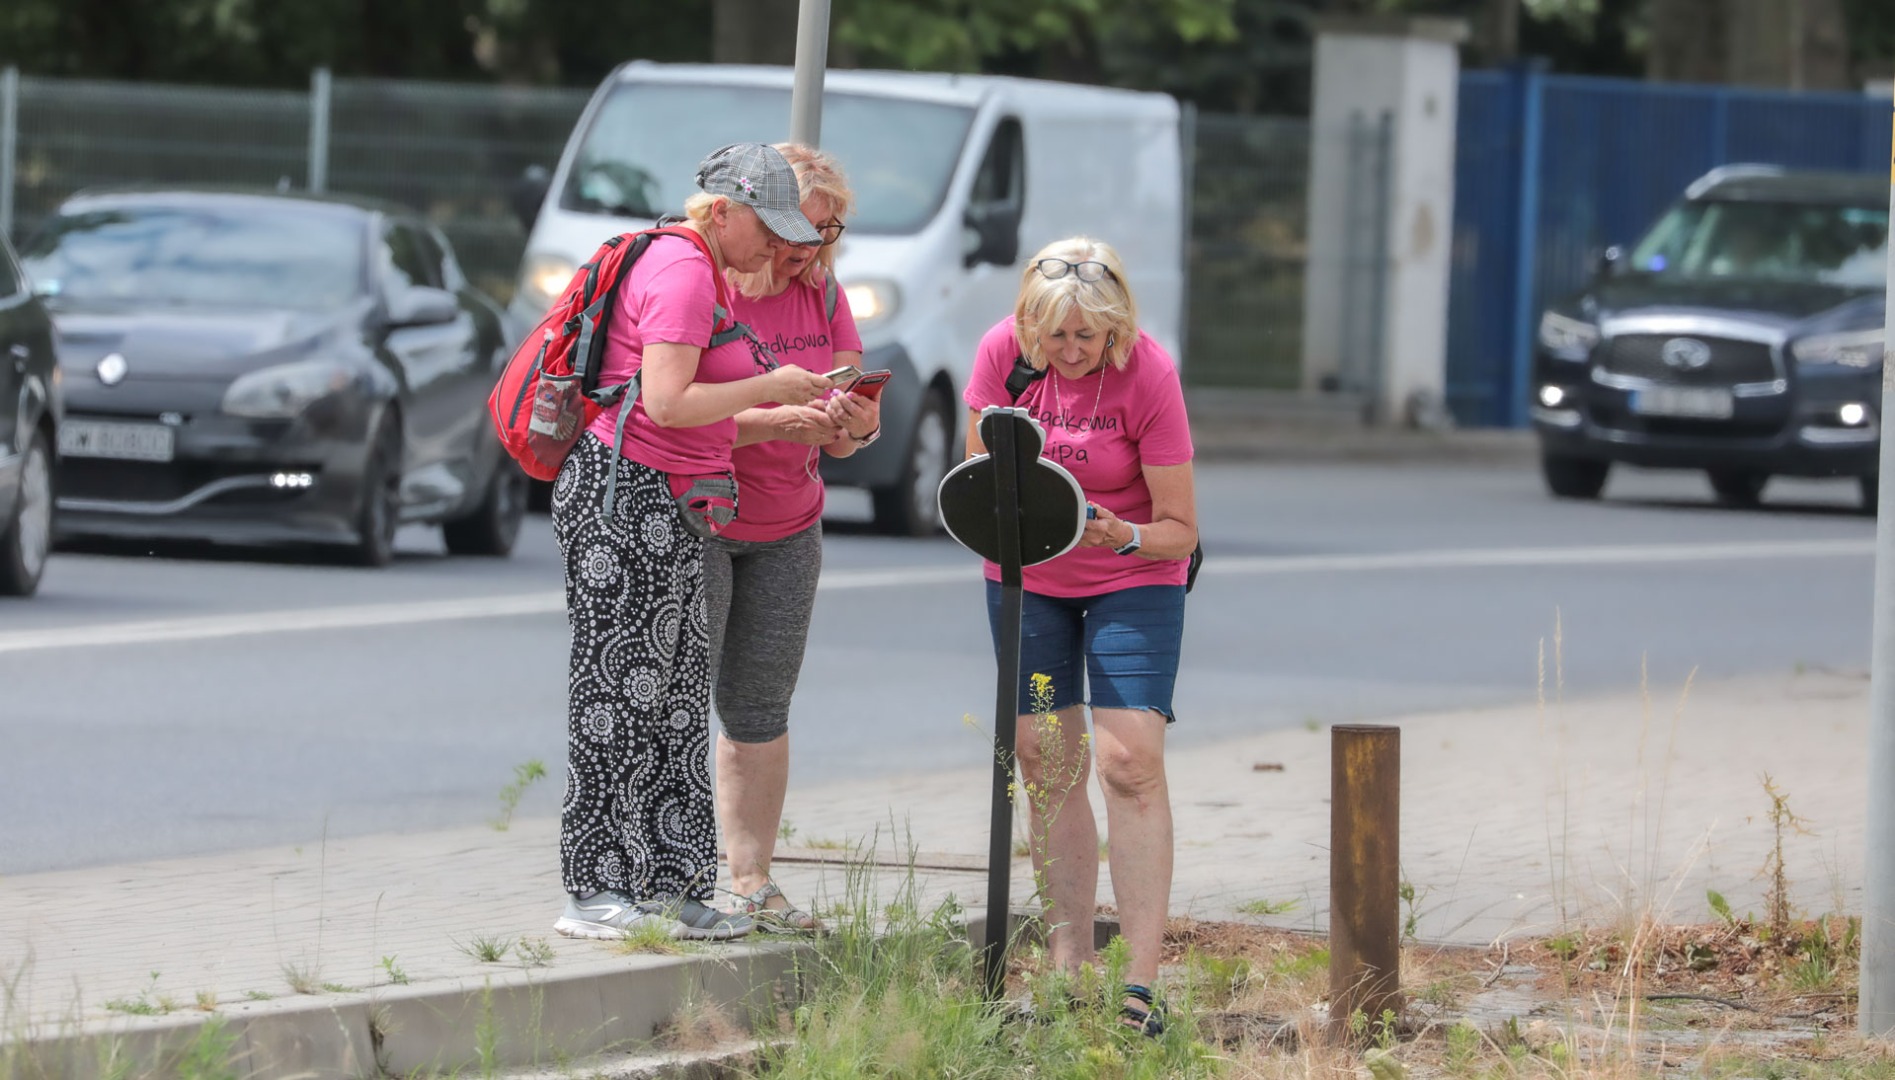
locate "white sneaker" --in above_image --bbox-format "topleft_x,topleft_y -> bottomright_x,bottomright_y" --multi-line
554,892 -> 753,941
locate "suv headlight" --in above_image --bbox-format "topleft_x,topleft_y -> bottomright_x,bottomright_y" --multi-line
1538,311 -> 1599,354
517,253 -> 577,316
1791,328 -> 1884,369
843,280 -> 901,325
223,360 -> 353,418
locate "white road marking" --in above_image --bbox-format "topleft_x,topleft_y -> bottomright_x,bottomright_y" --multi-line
1,538 -> 1869,655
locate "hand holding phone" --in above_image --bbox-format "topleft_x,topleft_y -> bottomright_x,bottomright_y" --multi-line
843,370 -> 893,401
822,365 -> 864,383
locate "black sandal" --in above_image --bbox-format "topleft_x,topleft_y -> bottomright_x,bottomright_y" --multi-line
1118,983 -> 1166,1038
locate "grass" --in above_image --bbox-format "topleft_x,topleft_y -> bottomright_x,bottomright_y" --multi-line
491,758 -> 547,832
1237,899 -> 1298,917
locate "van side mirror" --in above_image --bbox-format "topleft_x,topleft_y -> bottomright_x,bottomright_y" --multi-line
1597,244 -> 1623,278
511,165 -> 552,232
963,204 -> 1021,268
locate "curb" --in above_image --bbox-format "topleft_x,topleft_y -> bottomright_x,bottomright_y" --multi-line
1183,388 -> 1536,465
6,912 -> 1001,1080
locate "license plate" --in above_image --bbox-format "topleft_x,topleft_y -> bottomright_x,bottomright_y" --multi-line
1630,386 -> 1734,420
58,420 -> 176,462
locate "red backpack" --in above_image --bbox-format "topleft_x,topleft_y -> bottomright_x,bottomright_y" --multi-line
487,226 -> 756,483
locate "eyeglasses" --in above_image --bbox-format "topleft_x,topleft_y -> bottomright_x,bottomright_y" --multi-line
798,222 -> 847,248
1034,258 -> 1113,283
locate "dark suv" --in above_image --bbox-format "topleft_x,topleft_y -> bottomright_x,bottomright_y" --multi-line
1531,165 -> 1888,512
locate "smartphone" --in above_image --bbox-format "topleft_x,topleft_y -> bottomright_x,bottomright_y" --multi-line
843,369 -> 893,401
822,365 -> 864,383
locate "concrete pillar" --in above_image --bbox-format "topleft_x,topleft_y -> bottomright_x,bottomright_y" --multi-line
1301,16 -> 1467,427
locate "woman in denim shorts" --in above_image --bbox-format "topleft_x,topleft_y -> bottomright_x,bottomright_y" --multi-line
963,237 -> 1197,1036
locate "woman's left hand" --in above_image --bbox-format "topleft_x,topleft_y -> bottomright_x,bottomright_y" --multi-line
1078,502 -> 1124,548
825,391 -> 881,442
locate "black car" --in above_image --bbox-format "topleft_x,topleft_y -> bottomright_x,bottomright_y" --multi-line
1532,165 -> 1889,512
19,188 -> 526,564
0,232 -> 60,596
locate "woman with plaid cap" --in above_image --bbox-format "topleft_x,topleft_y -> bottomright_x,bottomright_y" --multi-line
551,142 -> 835,942
706,144 -> 878,933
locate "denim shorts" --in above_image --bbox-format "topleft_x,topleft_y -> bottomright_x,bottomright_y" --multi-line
984,581 -> 1186,722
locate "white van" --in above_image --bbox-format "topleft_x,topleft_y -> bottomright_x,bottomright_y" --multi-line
509,62 -> 1184,534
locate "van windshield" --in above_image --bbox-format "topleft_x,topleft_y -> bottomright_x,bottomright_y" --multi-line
1626,199 -> 1889,289
561,82 -> 976,236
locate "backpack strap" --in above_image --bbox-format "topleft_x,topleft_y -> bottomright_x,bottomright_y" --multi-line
1004,352 -> 1045,403
823,274 -> 839,323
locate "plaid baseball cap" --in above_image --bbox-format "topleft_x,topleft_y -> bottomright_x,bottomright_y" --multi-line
694,143 -> 821,245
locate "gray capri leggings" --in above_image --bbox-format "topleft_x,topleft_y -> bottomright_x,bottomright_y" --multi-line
701,521 -> 824,743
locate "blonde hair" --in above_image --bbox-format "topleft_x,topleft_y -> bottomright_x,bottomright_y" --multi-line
681,191 -> 736,270
728,143 -> 855,299
1014,237 -> 1138,371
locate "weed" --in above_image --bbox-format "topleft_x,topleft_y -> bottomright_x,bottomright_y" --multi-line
515,937 -> 557,968
457,933 -> 515,963
778,820 -> 798,844
1762,773 -> 1811,944
1708,888 -> 1737,927
1236,897 -> 1298,917
1398,879 -> 1424,942
193,989 -> 217,1012
281,960 -> 321,995
104,971 -> 175,1016
491,758 -> 547,831
611,920 -> 689,956
380,954 -> 409,985
173,1015 -> 240,1080
244,989 -> 273,1001
320,981 -> 359,994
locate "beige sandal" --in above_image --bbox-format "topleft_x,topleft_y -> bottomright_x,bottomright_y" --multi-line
736,880 -> 821,933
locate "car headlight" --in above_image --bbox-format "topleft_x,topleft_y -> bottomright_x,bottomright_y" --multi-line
518,253 -> 577,315
223,360 -> 354,419
1791,328 -> 1884,369
1538,311 -> 1599,354
843,280 -> 901,325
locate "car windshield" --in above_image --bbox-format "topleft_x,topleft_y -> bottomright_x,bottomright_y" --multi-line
1626,198 -> 1889,288
20,203 -> 366,310
561,82 -> 976,235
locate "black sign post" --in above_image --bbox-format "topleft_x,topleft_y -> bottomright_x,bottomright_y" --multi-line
937,406 -> 1085,1001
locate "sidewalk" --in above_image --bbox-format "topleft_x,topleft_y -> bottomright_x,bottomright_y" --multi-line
2,666 -> 1868,1076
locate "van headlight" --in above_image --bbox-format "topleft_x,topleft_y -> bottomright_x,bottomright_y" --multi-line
843,280 -> 901,325
223,360 -> 353,418
1537,311 -> 1599,355
1791,328 -> 1884,369
518,253 -> 577,315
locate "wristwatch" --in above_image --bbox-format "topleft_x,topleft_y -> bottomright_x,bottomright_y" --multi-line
850,425 -> 880,447
1112,522 -> 1143,556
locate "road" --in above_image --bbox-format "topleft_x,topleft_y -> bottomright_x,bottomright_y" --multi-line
0,460 -> 1874,874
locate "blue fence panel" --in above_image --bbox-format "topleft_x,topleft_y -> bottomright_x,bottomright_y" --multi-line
1446,72 -> 1893,428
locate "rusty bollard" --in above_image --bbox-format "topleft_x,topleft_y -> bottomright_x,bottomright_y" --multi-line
1329,724 -> 1403,1041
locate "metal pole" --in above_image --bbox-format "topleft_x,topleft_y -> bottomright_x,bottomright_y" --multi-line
307,67 -> 331,194
0,67 -> 18,239
1329,724 -> 1402,1040
789,0 -> 831,147
1505,58 -> 1546,428
1860,104 -> 1895,1037
1366,109 -> 1394,425
982,417 -> 1025,1002
1177,99 -> 1196,370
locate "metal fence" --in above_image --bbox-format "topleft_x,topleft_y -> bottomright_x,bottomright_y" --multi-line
0,70 -> 591,302
1449,67 -> 1893,427
0,69 -> 1320,391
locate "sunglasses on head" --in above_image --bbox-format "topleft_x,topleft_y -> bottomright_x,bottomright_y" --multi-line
795,222 -> 847,248
1034,258 -> 1113,283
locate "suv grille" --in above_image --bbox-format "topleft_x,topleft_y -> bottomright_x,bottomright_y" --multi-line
1598,335 -> 1777,386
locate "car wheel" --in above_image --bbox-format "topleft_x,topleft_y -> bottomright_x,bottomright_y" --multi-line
1707,468 -> 1767,508
1861,474 -> 1878,516
1541,454 -> 1609,500
871,389 -> 953,537
349,416 -> 402,567
443,461 -> 527,557
0,430 -> 53,597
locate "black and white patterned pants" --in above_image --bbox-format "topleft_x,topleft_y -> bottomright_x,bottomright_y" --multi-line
551,433 -> 717,902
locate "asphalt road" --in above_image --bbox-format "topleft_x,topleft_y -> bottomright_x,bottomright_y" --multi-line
0,460 -> 1875,874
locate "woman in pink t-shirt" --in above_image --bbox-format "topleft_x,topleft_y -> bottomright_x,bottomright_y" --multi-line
550,143 -> 835,944
704,145 -> 879,934
962,237 -> 1198,1036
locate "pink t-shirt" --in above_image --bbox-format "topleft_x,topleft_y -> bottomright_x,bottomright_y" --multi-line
720,275 -> 863,542
585,235 -> 765,476
963,317 -> 1194,598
